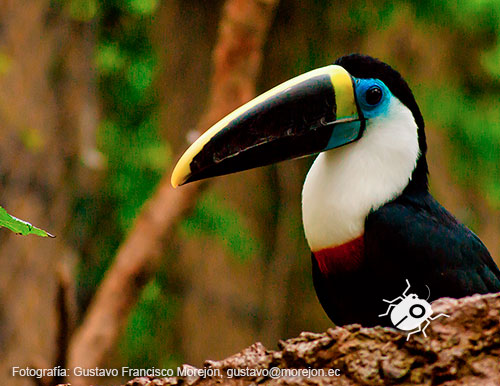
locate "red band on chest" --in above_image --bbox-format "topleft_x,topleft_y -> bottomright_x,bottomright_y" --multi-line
313,235 -> 364,275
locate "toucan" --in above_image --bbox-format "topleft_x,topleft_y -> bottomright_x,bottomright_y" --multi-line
171,54 -> 500,326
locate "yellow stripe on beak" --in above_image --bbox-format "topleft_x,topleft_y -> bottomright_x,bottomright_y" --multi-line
328,65 -> 357,119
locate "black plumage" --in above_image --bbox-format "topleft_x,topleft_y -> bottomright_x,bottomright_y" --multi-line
313,190 -> 500,326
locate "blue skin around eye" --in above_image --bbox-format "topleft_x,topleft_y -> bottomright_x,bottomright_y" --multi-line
323,77 -> 393,151
352,77 -> 392,118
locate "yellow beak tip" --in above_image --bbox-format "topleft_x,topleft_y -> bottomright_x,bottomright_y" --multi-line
170,174 -> 181,188
170,163 -> 191,188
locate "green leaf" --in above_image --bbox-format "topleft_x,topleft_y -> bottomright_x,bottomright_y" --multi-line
0,207 -> 54,237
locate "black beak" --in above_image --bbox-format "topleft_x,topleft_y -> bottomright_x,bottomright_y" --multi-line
172,65 -> 364,187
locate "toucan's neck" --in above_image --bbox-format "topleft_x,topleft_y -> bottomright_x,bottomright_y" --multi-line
301,98 -> 423,252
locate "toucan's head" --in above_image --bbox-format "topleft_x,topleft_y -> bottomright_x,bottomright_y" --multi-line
171,54 -> 428,192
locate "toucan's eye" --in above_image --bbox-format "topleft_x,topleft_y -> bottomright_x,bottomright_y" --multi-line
365,86 -> 383,105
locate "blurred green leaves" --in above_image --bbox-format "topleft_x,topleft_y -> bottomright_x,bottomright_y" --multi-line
98,117 -> 170,231
75,0 -> 171,370
67,0 -> 99,21
421,84 -> 500,210
127,58 -> 156,93
126,0 -> 159,15
66,0 -> 159,21
94,43 -> 126,75
481,46 -> 500,78
181,192 -> 263,262
120,280 -> 180,368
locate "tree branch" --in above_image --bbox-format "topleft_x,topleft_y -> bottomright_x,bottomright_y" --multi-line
123,293 -> 500,386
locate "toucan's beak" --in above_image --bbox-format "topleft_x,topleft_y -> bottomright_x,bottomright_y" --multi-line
171,65 -> 364,187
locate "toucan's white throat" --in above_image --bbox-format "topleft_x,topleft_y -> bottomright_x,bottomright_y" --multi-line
302,97 -> 420,252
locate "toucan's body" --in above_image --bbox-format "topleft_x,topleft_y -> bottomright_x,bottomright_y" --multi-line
172,54 -> 500,326
312,190 -> 500,326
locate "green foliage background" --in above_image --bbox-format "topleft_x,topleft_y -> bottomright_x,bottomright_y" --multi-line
66,0 -> 499,372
